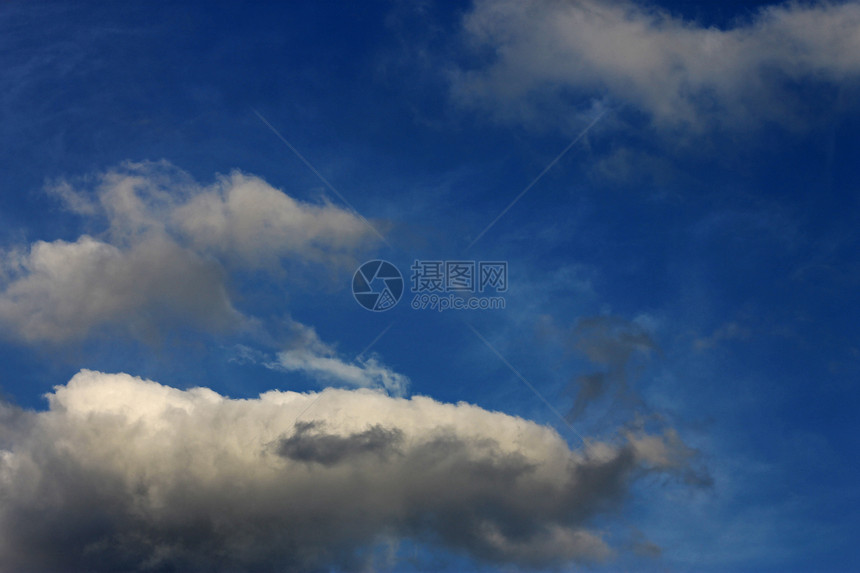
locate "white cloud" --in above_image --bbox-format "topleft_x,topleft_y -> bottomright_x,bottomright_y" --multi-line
172,170 -> 375,270
0,370 -> 698,571
52,160 -> 379,269
452,0 -> 860,131
0,234 -> 242,342
275,349 -> 410,396
1,161 -> 380,343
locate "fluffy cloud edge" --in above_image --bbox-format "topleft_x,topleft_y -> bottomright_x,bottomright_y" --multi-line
0,160 -> 382,344
0,369 -> 700,571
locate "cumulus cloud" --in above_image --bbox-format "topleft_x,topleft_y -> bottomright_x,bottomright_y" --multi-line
0,161 -> 380,343
172,171 -> 375,270
50,160 -> 379,269
0,370 -> 697,572
0,234 -> 241,342
452,0 -> 860,131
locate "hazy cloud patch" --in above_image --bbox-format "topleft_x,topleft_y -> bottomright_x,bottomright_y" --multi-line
452,0 -> 860,132
560,315 -> 658,421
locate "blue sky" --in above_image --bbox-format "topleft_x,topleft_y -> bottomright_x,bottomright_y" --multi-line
0,1 -> 858,571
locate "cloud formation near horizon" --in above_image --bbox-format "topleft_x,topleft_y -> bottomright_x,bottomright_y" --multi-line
452,0 -> 860,131
0,370 -> 697,572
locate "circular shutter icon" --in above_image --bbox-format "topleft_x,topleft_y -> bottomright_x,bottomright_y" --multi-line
352,260 -> 404,311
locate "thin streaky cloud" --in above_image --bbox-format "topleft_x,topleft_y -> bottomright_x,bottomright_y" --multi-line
292,320 -> 399,425
252,108 -> 393,249
465,321 -> 587,444
465,110 -> 607,250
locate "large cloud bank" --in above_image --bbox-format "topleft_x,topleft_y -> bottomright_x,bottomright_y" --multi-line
452,0 -> 860,130
0,370 -> 694,572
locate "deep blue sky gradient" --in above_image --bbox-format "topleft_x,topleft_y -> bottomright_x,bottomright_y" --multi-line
1,1 -> 859,571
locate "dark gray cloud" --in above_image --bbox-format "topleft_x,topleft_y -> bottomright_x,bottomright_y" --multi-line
563,316 -> 657,421
567,371 -> 610,421
0,370 -> 698,571
277,421 -> 403,466
630,529 -> 663,559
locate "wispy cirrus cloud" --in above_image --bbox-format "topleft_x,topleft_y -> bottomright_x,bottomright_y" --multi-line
232,321 -> 410,396
273,348 -> 410,397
